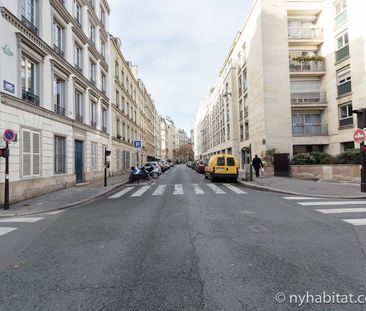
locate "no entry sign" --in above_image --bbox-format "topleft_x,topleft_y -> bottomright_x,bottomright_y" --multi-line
3,129 -> 15,142
354,129 -> 366,144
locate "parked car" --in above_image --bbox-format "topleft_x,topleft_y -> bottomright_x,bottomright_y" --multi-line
187,161 -> 192,167
195,160 -> 208,173
158,161 -> 169,172
205,154 -> 239,182
144,161 -> 162,175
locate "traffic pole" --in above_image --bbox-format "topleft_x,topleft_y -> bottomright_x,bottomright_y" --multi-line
104,147 -> 107,187
4,141 -> 10,210
361,142 -> 366,193
249,143 -> 253,181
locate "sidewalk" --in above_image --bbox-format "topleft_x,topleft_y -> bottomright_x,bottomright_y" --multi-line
0,174 -> 129,218
238,175 -> 366,199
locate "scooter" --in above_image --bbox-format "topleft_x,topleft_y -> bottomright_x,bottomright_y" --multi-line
129,166 -> 151,183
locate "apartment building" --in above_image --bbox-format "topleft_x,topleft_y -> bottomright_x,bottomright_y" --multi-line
160,117 -> 176,161
194,0 -> 365,167
175,128 -> 189,149
0,0 -> 111,203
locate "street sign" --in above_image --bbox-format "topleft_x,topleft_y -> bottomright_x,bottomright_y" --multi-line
133,140 -> 142,149
354,129 -> 366,144
3,129 -> 15,142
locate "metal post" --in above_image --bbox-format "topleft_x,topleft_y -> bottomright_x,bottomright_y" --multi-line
4,141 -> 10,210
104,147 -> 107,187
361,142 -> 366,193
249,143 -> 253,181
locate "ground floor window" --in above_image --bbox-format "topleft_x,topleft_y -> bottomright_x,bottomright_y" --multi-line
91,143 -> 97,171
342,141 -> 355,151
22,129 -> 40,177
293,145 -> 325,154
54,136 -> 66,174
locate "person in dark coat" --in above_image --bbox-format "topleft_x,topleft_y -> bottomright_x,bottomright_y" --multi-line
252,155 -> 263,178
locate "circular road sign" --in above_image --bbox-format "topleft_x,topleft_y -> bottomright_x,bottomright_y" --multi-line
354,129 -> 366,144
3,129 -> 15,142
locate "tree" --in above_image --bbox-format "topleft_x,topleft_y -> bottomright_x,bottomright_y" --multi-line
176,144 -> 194,162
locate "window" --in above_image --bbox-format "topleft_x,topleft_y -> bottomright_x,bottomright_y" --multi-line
121,97 -> 125,112
53,20 -> 64,56
116,119 -> 121,137
217,157 -> 225,166
337,66 -> 351,96
240,124 -> 244,141
102,108 -> 107,132
342,141 -> 354,151
339,102 -> 353,127
22,129 -> 40,177
100,6 -> 105,26
116,90 -> 120,108
243,69 -> 248,91
335,0 -> 347,27
101,72 -> 106,93
73,1 -> 82,25
335,0 -> 347,16
101,41 -> 106,58
74,44 -> 82,71
90,101 -> 97,128
336,32 -> 349,62
90,60 -> 96,84
115,61 -> 119,79
245,122 -> 249,140
227,157 -> 235,166
227,124 -> 230,140
54,136 -> 66,174
21,0 -> 37,31
75,91 -> 83,122
21,55 -> 39,105
54,76 -> 65,116
89,22 -> 96,43
91,143 -> 97,171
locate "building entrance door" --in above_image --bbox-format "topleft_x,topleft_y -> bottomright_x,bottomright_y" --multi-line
75,140 -> 84,183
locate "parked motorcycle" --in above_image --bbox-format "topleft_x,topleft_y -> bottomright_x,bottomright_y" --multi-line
129,166 -> 151,183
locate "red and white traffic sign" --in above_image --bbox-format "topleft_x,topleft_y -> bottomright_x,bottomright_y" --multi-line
3,129 -> 15,142
354,129 -> 366,143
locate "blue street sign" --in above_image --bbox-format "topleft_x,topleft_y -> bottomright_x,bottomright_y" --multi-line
3,80 -> 15,94
133,140 -> 142,149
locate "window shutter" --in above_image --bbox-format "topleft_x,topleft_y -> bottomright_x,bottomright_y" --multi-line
23,130 -> 31,176
32,132 -> 40,175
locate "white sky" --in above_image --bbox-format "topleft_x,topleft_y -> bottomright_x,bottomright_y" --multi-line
109,0 -> 254,135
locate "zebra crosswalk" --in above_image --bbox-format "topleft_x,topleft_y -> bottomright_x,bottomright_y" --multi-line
108,183 -> 247,199
283,196 -> 366,226
0,216 -> 46,237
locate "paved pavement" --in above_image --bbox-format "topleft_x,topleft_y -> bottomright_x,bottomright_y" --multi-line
239,175 -> 365,198
0,174 -> 129,218
0,165 -> 366,310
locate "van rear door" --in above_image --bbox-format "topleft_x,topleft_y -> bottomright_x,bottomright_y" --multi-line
226,157 -> 237,174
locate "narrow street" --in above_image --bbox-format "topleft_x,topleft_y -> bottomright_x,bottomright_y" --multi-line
0,165 -> 366,310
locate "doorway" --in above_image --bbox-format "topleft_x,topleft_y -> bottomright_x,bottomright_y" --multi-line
75,140 -> 84,183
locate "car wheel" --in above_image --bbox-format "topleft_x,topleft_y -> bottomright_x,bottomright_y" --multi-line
210,174 -> 215,182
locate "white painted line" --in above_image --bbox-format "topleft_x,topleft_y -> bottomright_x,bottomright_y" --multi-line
316,208 -> 366,214
45,211 -> 64,215
0,217 -> 44,223
223,184 -> 247,194
152,185 -> 167,196
174,184 -> 184,195
0,227 -> 18,236
130,186 -> 151,197
109,187 -> 134,199
283,196 -> 324,200
192,184 -> 204,194
342,219 -> 366,226
207,184 -> 226,194
298,201 -> 366,207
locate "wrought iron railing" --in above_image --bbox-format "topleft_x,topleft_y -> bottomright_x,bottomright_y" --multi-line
75,114 -> 83,123
54,104 -> 65,116
75,64 -> 82,73
53,44 -> 64,58
22,90 -> 40,106
21,15 -> 38,34
90,121 -> 97,128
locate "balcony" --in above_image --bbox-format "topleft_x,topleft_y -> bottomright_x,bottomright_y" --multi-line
21,16 -> 38,34
291,92 -> 327,106
335,10 -> 347,28
54,105 -> 65,116
292,124 -> 328,137
337,81 -> 352,97
102,126 -> 107,133
90,78 -> 96,86
22,90 -> 40,106
75,64 -> 82,73
90,121 -> 97,129
288,27 -> 323,45
289,60 -> 325,75
335,45 -> 349,62
53,44 -> 64,58
75,114 -> 83,123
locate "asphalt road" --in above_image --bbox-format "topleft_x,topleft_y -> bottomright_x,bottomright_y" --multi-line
1,165 -> 366,311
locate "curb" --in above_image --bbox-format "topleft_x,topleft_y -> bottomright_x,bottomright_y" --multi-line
0,180 -> 129,218
238,180 -> 366,199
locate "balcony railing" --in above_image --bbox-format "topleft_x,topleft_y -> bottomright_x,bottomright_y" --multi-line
336,45 -> 350,62
90,78 -> 96,86
335,10 -> 347,28
74,18 -> 82,28
22,90 -> 40,106
337,81 -> 352,96
292,123 -> 328,137
75,64 -> 82,73
102,126 -> 107,133
21,15 -> 38,34
53,44 -> 64,58
289,60 -> 325,72
90,121 -> 97,128
291,92 -> 326,105
75,114 -> 83,123
288,27 -> 323,40
54,104 -> 65,116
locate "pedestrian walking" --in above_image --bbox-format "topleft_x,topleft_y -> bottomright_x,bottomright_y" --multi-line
252,154 -> 264,178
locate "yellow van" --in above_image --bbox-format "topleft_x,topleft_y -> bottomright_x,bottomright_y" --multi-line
205,154 -> 239,182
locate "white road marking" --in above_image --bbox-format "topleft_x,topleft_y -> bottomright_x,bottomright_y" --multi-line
152,185 -> 167,196
174,184 -> 184,195
0,217 -> 44,223
207,184 -> 226,194
316,208 -> 366,214
298,201 -> 366,207
342,219 -> 366,226
283,196 -> 324,200
109,187 -> 134,199
45,211 -> 64,215
223,184 -> 247,194
130,186 -> 151,197
192,184 -> 204,194
0,227 -> 18,236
